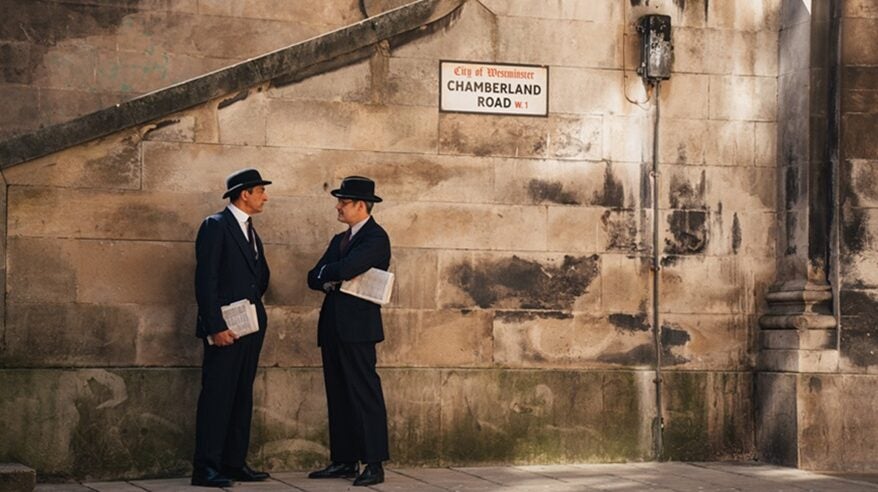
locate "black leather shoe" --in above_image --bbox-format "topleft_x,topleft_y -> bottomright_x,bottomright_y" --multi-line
222,463 -> 270,482
353,463 -> 384,487
308,462 -> 359,479
191,467 -> 233,488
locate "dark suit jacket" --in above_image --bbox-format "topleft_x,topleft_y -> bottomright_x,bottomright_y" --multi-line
307,216 -> 391,345
195,207 -> 270,338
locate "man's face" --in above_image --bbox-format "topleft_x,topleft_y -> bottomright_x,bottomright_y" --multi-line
336,198 -> 366,225
240,185 -> 268,214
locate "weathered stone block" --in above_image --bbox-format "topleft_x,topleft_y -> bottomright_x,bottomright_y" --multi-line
134,304 -> 201,367
6,237 -> 76,303
332,153 -> 495,204
379,309 -> 493,367
659,256 -> 746,314
546,207 -> 603,254
598,209 -> 645,254
844,0 -> 878,18
261,244 -> 326,308
439,370 -> 653,463
218,87 -> 268,146
384,56 -> 439,107
379,201 -> 547,251
844,113 -> 878,160
602,115 -> 649,164
663,371 -> 754,461
549,67 -> 628,116
387,248 -> 439,310
709,76 -> 777,122
754,122 -> 778,167
658,314 -> 751,370
4,130 -> 142,190
232,0 -> 362,25
2,303 -> 139,367
798,374 -> 844,471
0,369 -> 200,479
493,312 -> 654,369
244,196 -> 343,251
659,117 -> 709,165
270,58 -> 371,102
438,251 -> 601,311
657,74 -> 710,119
842,17 -> 878,66
0,85 -> 39,139
266,100 -> 438,153
704,121 -> 757,167
143,115 -> 196,142
392,0 -> 497,61
494,159 -> 640,208
245,368 -> 328,471
661,165 -> 775,212
0,463 -> 35,492
259,307 -> 321,368
439,113 -> 601,161
601,254 -> 650,313
142,141 -> 332,196
781,0 -> 811,28
756,372 -> 798,466
759,348 -> 839,372
94,48 -> 172,94
496,17 -> 619,69
761,329 -> 836,350
7,187 -> 214,242
36,45 -> 97,90
480,0 -> 621,23
707,0 -> 782,31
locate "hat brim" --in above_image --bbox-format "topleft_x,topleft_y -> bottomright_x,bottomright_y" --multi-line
222,179 -> 272,198
330,189 -> 382,202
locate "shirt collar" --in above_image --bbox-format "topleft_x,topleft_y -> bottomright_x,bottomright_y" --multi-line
227,203 -> 250,223
349,216 -> 370,237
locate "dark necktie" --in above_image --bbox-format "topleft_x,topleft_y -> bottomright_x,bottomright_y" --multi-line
247,218 -> 259,260
339,228 -> 352,255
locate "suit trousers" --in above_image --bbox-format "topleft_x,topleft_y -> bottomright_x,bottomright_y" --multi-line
321,328 -> 389,463
193,329 -> 265,471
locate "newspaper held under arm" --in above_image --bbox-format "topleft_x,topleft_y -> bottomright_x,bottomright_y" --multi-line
340,268 -> 394,305
208,299 -> 259,345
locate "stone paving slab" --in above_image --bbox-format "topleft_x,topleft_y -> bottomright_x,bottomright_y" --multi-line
34,463 -> 878,492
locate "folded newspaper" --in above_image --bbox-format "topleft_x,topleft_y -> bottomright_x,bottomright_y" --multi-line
340,267 -> 394,305
208,299 -> 259,345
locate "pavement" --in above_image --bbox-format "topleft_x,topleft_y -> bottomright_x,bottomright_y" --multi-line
33,462 -> 878,491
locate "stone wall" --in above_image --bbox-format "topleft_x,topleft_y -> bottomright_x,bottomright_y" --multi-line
0,0 -> 781,480
0,0 -> 364,140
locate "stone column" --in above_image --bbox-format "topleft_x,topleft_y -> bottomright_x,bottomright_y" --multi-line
756,0 -> 840,466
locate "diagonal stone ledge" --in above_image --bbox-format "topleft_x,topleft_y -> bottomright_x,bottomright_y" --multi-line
0,0 -> 466,169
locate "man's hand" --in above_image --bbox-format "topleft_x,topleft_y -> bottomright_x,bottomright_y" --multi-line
322,281 -> 340,293
212,329 -> 238,346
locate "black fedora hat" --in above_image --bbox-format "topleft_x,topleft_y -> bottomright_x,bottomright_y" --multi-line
223,168 -> 272,198
330,176 -> 382,203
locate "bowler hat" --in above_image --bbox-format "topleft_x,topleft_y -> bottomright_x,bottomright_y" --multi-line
330,176 -> 382,203
223,168 -> 272,198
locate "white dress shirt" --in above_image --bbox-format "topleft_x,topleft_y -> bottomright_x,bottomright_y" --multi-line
227,204 -> 255,254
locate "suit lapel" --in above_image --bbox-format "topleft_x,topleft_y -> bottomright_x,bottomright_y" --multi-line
222,208 -> 257,273
344,216 -> 375,255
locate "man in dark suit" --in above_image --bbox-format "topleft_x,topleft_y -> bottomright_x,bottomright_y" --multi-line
192,168 -> 272,487
307,176 -> 391,487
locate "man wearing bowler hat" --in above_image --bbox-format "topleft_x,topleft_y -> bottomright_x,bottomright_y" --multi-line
192,168 -> 272,487
307,176 -> 391,486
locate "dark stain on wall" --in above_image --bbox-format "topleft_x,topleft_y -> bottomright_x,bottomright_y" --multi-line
784,165 -> 799,210
1,1 -> 139,47
597,344 -> 654,365
451,255 -> 600,310
840,290 -> 878,367
732,213 -> 742,254
218,90 -> 249,109
602,210 -> 639,252
592,164 -> 625,208
661,323 -> 691,366
609,313 -> 650,332
527,179 -> 579,205
785,212 -> 797,255
665,210 -> 709,254
841,160 -> 871,255
669,170 -> 707,209
495,310 -> 573,322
